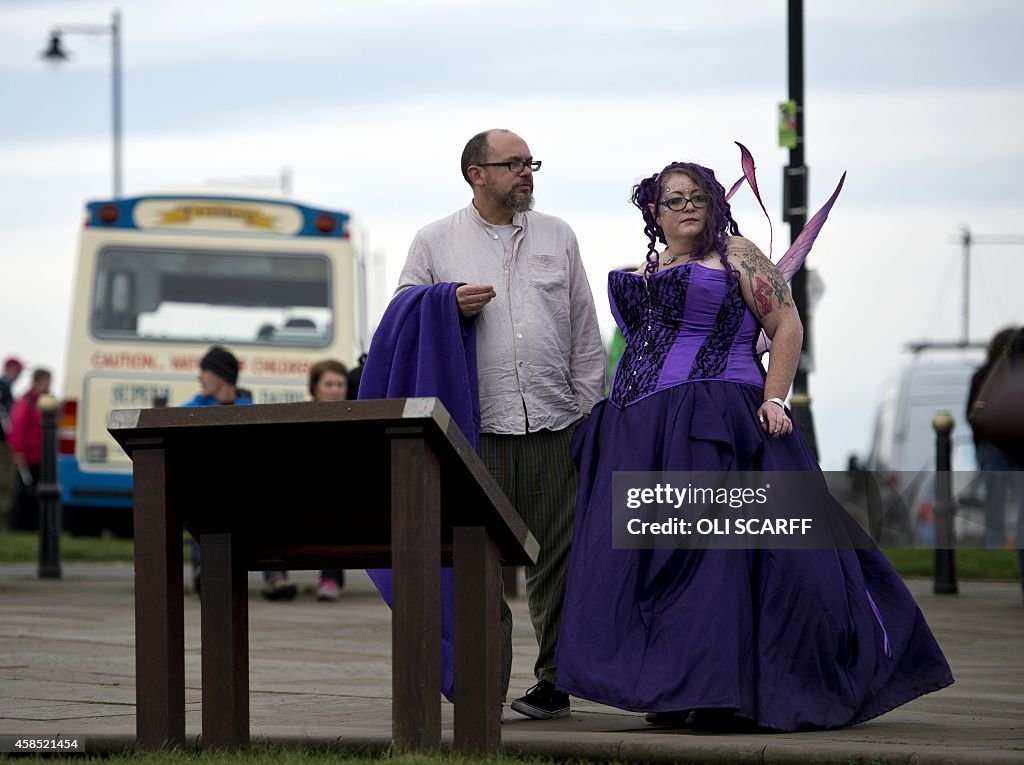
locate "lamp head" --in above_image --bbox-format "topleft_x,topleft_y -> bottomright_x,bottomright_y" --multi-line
41,31 -> 68,63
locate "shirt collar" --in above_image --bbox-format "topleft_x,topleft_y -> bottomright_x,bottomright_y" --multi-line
467,201 -> 526,231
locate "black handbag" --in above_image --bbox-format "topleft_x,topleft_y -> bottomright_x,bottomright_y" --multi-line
970,356 -> 1024,463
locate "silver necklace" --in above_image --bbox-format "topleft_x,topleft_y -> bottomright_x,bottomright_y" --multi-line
660,250 -> 693,267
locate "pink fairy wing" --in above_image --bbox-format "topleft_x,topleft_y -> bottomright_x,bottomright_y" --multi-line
734,141 -> 773,257
755,332 -> 770,357
755,170 -> 847,356
773,170 -> 847,282
726,174 -> 746,201
725,142 -> 847,355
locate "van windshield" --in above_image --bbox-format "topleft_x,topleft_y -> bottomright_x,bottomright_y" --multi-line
91,246 -> 332,347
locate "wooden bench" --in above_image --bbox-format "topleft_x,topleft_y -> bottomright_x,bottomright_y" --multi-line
109,397 -> 537,753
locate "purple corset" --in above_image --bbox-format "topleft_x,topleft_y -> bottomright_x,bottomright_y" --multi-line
608,263 -> 764,408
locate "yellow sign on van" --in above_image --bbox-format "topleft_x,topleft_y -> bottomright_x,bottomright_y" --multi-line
133,199 -> 303,235
159,205 -> 272,228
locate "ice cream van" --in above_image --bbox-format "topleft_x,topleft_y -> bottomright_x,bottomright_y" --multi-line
59,194 -> 363,534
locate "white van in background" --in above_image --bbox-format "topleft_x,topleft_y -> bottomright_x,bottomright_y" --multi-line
863,345 -> 985,545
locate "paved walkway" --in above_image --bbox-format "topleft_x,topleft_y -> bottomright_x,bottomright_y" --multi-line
1,563 -> 1022,764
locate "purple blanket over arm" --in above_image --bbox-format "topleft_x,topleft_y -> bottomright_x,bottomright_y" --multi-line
358,282 -> 479,702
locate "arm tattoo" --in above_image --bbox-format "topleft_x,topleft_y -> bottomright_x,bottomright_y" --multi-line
737,246 -> 792,317
754,277 -> 774,316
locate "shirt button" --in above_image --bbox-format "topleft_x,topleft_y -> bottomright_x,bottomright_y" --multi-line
516,333 -> 522,339
643,341 -> 648,346
518,361 -> 524,366
492,234 -> 499,240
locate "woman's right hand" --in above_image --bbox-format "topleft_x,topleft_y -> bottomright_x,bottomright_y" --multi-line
757,400 -> 793,438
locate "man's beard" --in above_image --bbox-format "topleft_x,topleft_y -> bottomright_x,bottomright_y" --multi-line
486,184 -> 534,213
504,191 -> 534,213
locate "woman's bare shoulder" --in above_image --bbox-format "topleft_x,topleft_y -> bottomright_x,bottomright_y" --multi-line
725,235 -> 759,254
725,236 -> 772,267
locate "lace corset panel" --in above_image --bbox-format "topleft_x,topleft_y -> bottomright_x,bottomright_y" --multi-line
608,266 -> 692,406
608,263 -> 763,407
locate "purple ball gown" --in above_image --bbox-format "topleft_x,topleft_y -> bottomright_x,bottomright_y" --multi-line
555,263 -> 953,731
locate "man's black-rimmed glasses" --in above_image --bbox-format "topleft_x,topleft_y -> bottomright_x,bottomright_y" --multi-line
476,160 -> 542,173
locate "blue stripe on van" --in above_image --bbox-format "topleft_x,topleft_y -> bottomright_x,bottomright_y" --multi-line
58,455 -> 134,509
84,196 -> 351,238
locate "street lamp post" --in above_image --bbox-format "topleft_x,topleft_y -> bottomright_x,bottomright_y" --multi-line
42,9 -> 123,198
953,227 -> 1024,346
783,0 -> 818,459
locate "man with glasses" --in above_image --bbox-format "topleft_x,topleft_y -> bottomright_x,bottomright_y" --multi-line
396,129 -> 605,719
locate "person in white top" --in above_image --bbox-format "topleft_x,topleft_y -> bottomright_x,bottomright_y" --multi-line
397,129 -> 605,719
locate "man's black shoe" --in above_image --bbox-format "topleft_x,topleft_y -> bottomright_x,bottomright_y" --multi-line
510,681 -> 570,719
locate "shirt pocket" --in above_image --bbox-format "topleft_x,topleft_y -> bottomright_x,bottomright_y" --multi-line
528,251 -> 567,292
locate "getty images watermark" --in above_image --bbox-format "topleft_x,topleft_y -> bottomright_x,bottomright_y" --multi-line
612,471 -> 876,550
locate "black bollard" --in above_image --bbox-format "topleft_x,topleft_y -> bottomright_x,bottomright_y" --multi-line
37,395 -> 62,579
932,412 -> 957,595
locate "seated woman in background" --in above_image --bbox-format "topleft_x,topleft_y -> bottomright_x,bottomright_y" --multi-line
308,359 -> 350,602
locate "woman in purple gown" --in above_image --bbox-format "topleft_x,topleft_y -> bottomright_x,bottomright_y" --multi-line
554,160 -> 953,731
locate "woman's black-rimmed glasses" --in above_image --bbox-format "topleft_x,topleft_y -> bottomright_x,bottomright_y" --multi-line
661,193 -> 711,211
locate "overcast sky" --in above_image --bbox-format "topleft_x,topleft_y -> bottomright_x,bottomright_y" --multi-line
1,0 -> 1022,468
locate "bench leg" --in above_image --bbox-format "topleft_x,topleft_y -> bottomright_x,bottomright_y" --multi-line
454,526 -> 502,753
391,436 -> 441,751
201,533 -> 249,748
133,446 -> 185,750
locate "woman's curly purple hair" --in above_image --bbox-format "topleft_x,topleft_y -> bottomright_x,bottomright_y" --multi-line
631,162 -> 741,277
